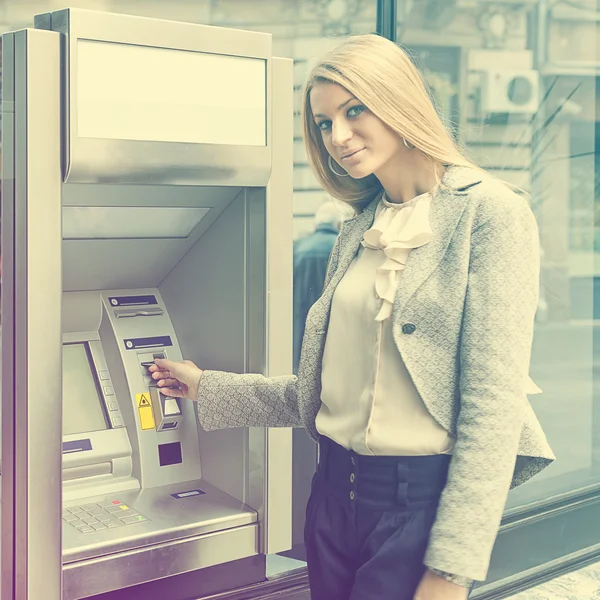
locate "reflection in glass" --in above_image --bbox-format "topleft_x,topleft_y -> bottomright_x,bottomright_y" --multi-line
397,0 -> 599,510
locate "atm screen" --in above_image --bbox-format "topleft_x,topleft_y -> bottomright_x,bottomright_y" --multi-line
63,344 -> 109,436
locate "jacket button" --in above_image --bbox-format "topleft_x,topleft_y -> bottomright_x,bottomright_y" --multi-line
402,322 -> 416,334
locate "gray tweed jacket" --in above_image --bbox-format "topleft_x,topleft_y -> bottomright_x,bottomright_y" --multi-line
196,165 -> 555,581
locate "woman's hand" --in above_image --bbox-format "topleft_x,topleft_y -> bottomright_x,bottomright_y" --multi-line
148,358 -> 203,402
414,570 -> 470,600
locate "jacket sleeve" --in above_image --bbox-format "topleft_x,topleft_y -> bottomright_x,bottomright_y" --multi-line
196,370 -> 301,430
423,191 -> 540,581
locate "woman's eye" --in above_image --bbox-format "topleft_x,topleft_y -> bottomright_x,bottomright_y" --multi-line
317,120 -> 331,131
348,105 -> 365,118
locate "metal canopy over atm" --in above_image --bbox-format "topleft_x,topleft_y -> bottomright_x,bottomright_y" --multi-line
1,8 -> 293,600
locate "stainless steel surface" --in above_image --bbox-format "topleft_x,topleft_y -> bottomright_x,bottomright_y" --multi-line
263,56 -> 294,555
36,8 -> 272,186
63,478 -> 256,563
160,193 -> 249,505
2,27 -> 63,600
63,523 -> 258,600
61,184 -> 240,292
247,54 -> 295,556
1,31 -> 17,600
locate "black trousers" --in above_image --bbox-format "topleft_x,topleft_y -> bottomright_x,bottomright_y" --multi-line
304,436 -> 455,600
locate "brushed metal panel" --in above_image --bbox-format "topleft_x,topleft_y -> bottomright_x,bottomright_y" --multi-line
63,524 -> 258,600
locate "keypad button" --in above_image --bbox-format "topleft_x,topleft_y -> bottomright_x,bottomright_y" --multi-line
103,386 -> 114,396
108,401 -> 118,411
106,521 -> 122,528
70,520 -> 85,528
105,505 -> 125,513
99,370 -> 110,380
98,500 -> 122,508
78,526 -> 95,534
63,514 -> 78,522
120,515 -> 148,524
82,517 -> 99,525
79,503 -> 101,511
112,416 -> 123,427
91,522 -> 107,531
97,514 -> 112,522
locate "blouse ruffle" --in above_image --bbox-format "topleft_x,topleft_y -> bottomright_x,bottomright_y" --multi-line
361,192 -> 433,322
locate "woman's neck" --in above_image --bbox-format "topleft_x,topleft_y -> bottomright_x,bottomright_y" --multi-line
377,154 -> 444,204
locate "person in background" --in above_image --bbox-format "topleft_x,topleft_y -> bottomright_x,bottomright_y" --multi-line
150,34 -> 555,600
293,201 -> 342,373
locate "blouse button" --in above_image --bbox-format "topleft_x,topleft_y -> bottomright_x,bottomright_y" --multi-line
402,322 -> 416,335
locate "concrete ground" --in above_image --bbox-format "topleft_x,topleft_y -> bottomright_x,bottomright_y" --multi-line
507,561 -> 600,600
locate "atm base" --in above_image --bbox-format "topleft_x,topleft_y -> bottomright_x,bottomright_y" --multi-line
64,524 -> 258,600
80,554 -> 267,600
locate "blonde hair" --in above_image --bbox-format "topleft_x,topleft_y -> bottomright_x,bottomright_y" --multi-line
301,34 -> 481,212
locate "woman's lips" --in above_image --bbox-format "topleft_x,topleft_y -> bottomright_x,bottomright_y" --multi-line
341,148 -> 365,164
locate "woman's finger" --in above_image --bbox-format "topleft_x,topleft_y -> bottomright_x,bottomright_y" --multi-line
158,387 -> 186,398
156,378 -> 179,388
151,370 -> 172,380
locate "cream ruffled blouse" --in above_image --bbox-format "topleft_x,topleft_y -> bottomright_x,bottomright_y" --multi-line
362,191 -> 433,321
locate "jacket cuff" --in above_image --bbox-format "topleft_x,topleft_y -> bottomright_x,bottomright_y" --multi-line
428,567 -> 474,588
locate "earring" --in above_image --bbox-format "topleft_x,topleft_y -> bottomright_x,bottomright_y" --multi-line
403,138 -> 415,149
328,155 -> 349,177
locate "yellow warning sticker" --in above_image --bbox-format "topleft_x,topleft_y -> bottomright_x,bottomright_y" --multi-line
137,393 -> 151,407
136,393 -> 155,430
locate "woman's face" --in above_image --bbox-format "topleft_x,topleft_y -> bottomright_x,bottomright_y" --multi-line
310,81 -> 405,180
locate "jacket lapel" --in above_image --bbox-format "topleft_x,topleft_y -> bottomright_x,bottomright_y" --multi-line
323,197 -> 380,294
393,167 -> 483,317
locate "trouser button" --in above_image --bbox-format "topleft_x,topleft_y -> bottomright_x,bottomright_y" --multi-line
350,473 -> 355,483
350,491 -> 355,500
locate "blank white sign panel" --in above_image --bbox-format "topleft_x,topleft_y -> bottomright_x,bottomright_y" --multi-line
77,39 -> 267,146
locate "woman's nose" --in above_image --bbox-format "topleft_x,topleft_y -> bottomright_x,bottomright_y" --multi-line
331,121 -> 353,147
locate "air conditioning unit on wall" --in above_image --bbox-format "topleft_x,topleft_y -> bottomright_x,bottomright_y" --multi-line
480,69 -> 539,114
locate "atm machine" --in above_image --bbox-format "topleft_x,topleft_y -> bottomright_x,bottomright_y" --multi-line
1,8 -> 294,600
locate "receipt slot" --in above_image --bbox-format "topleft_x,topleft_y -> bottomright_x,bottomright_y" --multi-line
1,8 -> 293,600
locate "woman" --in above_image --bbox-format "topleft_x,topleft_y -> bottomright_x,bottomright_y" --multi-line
150,34 -> 555,600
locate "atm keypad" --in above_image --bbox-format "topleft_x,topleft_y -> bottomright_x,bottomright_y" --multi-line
63,500 -> 149,533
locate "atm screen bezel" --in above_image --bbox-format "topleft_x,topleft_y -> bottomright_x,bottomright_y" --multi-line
62,331 -> 125,441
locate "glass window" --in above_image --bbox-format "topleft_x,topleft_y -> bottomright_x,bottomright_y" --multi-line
396,0 -> 599,509
396,0 -> 600,590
